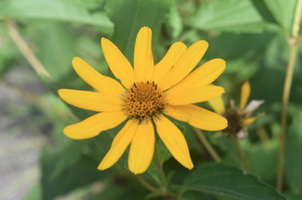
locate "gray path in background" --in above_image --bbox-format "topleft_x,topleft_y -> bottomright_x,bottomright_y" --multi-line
0,67 -> 47,200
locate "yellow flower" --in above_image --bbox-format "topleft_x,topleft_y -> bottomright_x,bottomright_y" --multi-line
58,27 -> 227,174
208,81 -> 264,139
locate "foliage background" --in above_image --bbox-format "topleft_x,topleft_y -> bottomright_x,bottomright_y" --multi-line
0,0 -> 302,199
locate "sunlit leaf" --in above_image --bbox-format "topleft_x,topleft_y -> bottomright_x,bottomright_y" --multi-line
0,0 -> 113,29
191,0 -> 265,33
264,0 -> 296,33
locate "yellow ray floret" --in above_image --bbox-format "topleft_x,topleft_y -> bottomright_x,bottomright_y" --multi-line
98,120 -> 138,171
101,38 -> 135,89
152,42 -> 187,84
128,120 -> 155,174
164,104 -> 227,131
72,57 -> 125,95
134,27 -> 154,82
155,115 -> 194,170
240,81 -> 251,110
208,96 -> 226,115
64,111 -> 127,140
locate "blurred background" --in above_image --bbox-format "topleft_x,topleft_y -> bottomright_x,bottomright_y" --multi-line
1,0 -> 302,199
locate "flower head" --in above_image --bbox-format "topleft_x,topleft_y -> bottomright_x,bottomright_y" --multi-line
209,81 -> 264,139
58,27 -> 227,174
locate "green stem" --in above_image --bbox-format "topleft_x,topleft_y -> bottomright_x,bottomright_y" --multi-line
276,0 -> 302,191
155,147 -> 170,193
194,127 -> 221,162
135,175 -> 166,197
234,138 -> 251,173
277,41 -> 299,191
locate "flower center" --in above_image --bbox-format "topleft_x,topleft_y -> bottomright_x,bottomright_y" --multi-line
222,109 -> 244,137
123,81 -> 166,122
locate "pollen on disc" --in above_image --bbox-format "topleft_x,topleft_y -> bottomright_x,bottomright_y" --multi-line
123,81 -> 166,122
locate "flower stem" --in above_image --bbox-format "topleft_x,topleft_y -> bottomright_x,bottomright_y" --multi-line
276,0 -> 302,191
234,138 -> 251,173
135,175 -> 166,197
155,147 -> 170,193
193,127 -> 221,162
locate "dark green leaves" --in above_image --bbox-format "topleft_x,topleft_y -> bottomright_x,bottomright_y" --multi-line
156,139 -> 172,166
49,140 -> 91,180
40,147 -> 112,200
106,0 -> 172,64
285,112 -> 302,194
183,163 -> 285,200
191,0 -> 265,33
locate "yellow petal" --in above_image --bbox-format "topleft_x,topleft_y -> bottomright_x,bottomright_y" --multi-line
72,57 -> 125,95
58,89 -> 123,112
64,111 -> 127,140
243,113 -> 265,125
164,105 -> 227,131
166,85 -> 225,105
152,42 -> 187,84
154,115 -> 193,169
128,120 -> 155,174
158,40 -> 209,91
243,117 -> 255,125
208,96 -> 226,114
134,26 -> 154,82
240,81 -> 251,110
98,120 -> 138,170
167,59 -> 226,94
101,38 -> 135,89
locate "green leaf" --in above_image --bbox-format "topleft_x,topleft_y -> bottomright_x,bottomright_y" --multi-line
23,182 -> 42,200
250,0 -> 277,24
213,137 -> 242,166
86,122 -> 128,166
38,23 -> 76,82
191,0 -> 265,33
0,0 -> 113,29
264,0 -> 296,33
183,163 -> 285,200
92,178 -> 149,200
167,1 -> 183,41
282,192 -> 302,200
247,142 -> 278,181
49,140 -> 91,180
156,140 -> 172,165
156,136 -> 172,165
106,0 -> 172,64
285,111 -> 302,194
40,146 -> 112,200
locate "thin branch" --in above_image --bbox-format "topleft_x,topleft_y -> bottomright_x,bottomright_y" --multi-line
276,0 -> 302,191
0,78 -> 76,120
6,21 -> 51,77
194,127 -> 221,162
135,175 -> 167,197
234,138 -> 251,173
